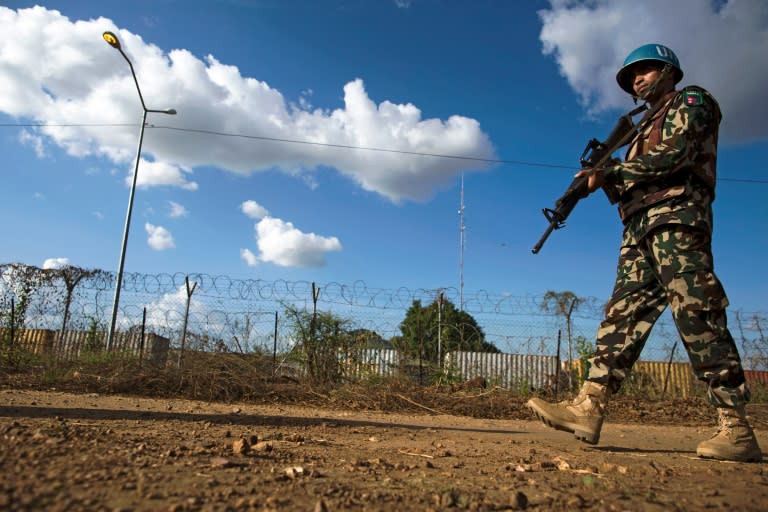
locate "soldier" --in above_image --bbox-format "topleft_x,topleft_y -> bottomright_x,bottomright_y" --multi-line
527,43 -> 762,462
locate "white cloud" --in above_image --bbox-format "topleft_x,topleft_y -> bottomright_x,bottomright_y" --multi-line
142,284 -> 208,332
19,129 -> 46,157
538,0 -> 768,143
42,257 -> 70,269
240,200 -> 269,219
92,211 -> 104,220
240,248 -> 259,266
243,216 -> 342,268
168,200 -> 188,218
0,6 -> 496,202
132,158 -> 198,190
145,222 -> 175,250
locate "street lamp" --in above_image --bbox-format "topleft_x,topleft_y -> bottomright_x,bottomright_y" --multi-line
102,31 -> 176,350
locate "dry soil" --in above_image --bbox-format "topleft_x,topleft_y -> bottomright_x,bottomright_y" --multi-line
2,389 -> 768,511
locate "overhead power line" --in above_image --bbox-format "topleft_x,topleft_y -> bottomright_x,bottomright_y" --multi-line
2,121 -> 767,183
152,124 -> 573,169
1,123 -> 137,128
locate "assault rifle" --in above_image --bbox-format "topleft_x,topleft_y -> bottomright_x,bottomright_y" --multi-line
531,103 -> 652,254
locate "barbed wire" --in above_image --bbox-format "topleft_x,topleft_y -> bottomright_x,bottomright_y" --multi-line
54,270 -> 610,317
2,264 -> 766,364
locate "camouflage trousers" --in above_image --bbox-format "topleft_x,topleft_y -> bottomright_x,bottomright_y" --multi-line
587,224 -> 749,407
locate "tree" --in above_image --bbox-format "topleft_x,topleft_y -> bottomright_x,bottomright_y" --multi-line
347,328 -> 390,349
283,304 -> 358,384
396,297 -> 497,367
49,265 -> 105,339
541,290 -> 583,390
0,263 -> 53,346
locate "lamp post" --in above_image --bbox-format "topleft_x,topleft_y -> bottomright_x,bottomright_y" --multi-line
102,31 -> 176,350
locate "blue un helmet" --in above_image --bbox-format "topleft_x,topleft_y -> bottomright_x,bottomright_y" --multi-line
616,43 -> 683,95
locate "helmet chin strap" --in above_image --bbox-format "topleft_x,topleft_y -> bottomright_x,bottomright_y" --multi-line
633,64 -> 673,104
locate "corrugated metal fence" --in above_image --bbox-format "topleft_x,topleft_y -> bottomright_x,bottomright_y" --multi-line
340,348 -> 401,379
343,349 -> 768,398
445,351 -> 558,390
1,328 -> 169,366
4,331 -> 767,398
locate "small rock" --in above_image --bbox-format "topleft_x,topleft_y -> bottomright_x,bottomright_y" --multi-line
253,441 -> 273,452
566,494 -> 585,508
232,438 -> 250,455
285,466 -> 305,478
510,490 -> 528,510
211,457 -> 234,468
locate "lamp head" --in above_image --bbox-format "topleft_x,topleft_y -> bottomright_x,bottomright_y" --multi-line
103,31 -> 121,50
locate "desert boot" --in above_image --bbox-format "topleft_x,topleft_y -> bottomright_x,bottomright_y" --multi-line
696,406 -> 762,462
526,381 -> 608,445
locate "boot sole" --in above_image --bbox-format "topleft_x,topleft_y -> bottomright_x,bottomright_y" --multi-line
696,447 -> 763,463
526,398 -> 601,445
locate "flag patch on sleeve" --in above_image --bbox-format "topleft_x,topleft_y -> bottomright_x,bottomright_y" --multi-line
683,90 -> 704,106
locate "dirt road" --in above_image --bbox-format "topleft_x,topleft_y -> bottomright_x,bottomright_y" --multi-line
2,389 -> 767,511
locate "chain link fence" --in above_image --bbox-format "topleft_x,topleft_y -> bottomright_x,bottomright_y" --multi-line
1,263 -> 766,370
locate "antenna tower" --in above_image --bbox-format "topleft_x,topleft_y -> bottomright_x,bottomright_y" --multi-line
458,173 -> 465,311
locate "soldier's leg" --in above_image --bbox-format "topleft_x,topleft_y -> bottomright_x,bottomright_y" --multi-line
528,240 -> 666,444
586,242 -> 668,394
650,225 -> 748,406
651,225 -> 761,461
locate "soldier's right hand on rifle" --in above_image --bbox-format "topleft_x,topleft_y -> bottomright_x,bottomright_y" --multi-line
574,167 -> 605,196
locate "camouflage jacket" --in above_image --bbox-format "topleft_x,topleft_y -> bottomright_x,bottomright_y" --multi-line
602,85 -> 722,243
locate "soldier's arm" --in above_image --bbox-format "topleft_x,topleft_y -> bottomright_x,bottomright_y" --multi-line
603,92 -> 718,192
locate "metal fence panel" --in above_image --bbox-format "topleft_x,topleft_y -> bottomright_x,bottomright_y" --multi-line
1,327 -> 169,366
340,347 -> 401,380
446,351 -> 558,390
633,360 -> 697,398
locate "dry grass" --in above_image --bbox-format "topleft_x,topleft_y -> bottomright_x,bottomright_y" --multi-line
3,348 -> 766,428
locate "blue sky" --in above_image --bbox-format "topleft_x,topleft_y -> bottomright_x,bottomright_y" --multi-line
1,0 -> 767,314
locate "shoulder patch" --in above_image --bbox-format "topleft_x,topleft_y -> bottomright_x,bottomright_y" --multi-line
683,90 -> 704,106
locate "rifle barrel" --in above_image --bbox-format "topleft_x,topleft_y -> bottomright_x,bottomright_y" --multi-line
532,222 -> 557,254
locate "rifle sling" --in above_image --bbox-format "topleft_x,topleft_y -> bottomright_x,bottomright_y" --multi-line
589,99 -> 668,172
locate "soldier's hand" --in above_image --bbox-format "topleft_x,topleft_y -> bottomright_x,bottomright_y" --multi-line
574,167 -> 605,195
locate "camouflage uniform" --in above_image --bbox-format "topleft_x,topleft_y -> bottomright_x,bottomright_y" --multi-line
589,86 -> 750,408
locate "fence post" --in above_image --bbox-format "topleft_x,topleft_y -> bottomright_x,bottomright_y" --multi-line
139,307 -> 146,367
662,341 -> 678,399
177,276 -> 198,368
9,297 -> 15,348
308,282 -> 320,378
437,290 -> 444,369
272,311 -> 278,377
555,329 -> 562,398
